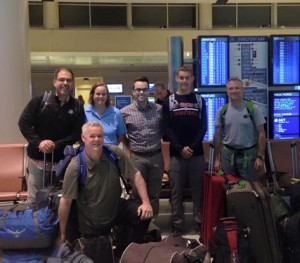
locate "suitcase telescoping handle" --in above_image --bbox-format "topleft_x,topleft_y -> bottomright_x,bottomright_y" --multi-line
43,151 -> 55,188
291,141 -> 297,179
266,140 -> 279,188
208,143 -> 214,176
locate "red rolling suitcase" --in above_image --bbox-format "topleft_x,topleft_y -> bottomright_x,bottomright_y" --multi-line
201,144 -> 239,247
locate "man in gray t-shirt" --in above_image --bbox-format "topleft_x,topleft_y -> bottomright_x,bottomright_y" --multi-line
213,77 -> 266,181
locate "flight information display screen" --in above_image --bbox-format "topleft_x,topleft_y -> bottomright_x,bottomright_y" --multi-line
269,91 -> 300,139
270,35 -> 300,86
198,36 -> 229,87
230,36 -> 268,86
199,92 -> 228,141
149,83 -> 155,94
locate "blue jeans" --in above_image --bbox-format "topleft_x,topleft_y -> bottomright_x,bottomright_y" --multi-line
169,155 -> 205,229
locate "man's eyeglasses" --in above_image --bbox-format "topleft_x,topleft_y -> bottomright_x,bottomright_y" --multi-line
134,88 -> 149,93
56,78 -> 73,83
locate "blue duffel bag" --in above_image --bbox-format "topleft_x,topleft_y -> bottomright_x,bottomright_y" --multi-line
0,206 -> 59,249
0,247 -> 52,263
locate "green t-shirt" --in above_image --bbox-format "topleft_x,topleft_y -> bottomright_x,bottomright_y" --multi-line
62,146 -> 138,236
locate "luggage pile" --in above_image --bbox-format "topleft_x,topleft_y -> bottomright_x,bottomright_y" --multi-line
202,144 -> 284,262
120,234 -> 210,263
267,140 -> 300,262
0,149 -> 93,263
0,152 -> 60,262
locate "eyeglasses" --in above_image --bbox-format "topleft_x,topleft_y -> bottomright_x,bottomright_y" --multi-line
56,78 -> 73,83
134,88 -> 149,93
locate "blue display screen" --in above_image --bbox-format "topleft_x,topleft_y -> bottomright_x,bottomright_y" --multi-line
198,36 -> 229,87
149,83 -> 155,94
270,35 -> 300,86
269,91 -> 300,139
199,92 -> 228,141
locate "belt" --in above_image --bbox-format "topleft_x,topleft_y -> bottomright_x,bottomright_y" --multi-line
131,149 -> 161,157
223,144 -> 256,169
223,144 -> 256,154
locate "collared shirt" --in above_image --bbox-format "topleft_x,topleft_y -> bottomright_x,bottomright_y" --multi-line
121,101 -> 162,153
62,145 -> 138,236
85,105 -> 127,146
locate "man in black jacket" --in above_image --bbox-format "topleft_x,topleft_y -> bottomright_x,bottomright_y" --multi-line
18,67 -> 86,208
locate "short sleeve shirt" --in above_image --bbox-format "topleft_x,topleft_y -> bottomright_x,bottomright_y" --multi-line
62,145 -> 138,236
215,101 -> 266,149
85,105 -> 127,145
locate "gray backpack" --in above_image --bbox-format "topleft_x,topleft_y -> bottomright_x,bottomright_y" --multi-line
47,242 -> 94,263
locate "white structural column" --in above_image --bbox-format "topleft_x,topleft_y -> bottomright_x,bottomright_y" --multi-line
199,3 -> 213,30
43,1 -> 59,29
0,1 -> 31,143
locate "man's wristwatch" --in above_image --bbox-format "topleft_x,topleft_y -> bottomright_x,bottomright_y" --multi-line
256,155 -> 264,161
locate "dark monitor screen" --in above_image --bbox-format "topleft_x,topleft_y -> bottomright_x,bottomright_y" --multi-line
269,35 -> 300,86
198,36 -> 229,87
198,92 -> 228,141
269,91 -> 300,139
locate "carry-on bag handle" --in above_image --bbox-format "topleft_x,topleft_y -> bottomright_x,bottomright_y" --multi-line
291,141 -> 297,179
208,143 -> 214,176
266,140 -> 279,188
43,151 -> 55,188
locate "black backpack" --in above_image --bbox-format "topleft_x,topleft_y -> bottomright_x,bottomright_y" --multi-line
282,211 -> 300,263
210,217 -> 254,263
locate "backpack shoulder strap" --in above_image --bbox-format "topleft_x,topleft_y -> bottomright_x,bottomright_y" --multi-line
195,94 -> 202,111
40,91 -> 52,113
195,94 -> 203,119
102,145 -> 130,194
103,145 -> 119,167
245,100 -> 255,120
220,103 -> 228,129
169,93 -> 175,111
73,97 -> 83,114
245,100 -> 257,132
76,151 -> 87,186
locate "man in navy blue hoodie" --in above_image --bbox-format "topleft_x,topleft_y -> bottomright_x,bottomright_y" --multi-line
162,66 -> 207,235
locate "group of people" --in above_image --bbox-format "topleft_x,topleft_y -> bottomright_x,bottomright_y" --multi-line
18,66 -> 266,262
